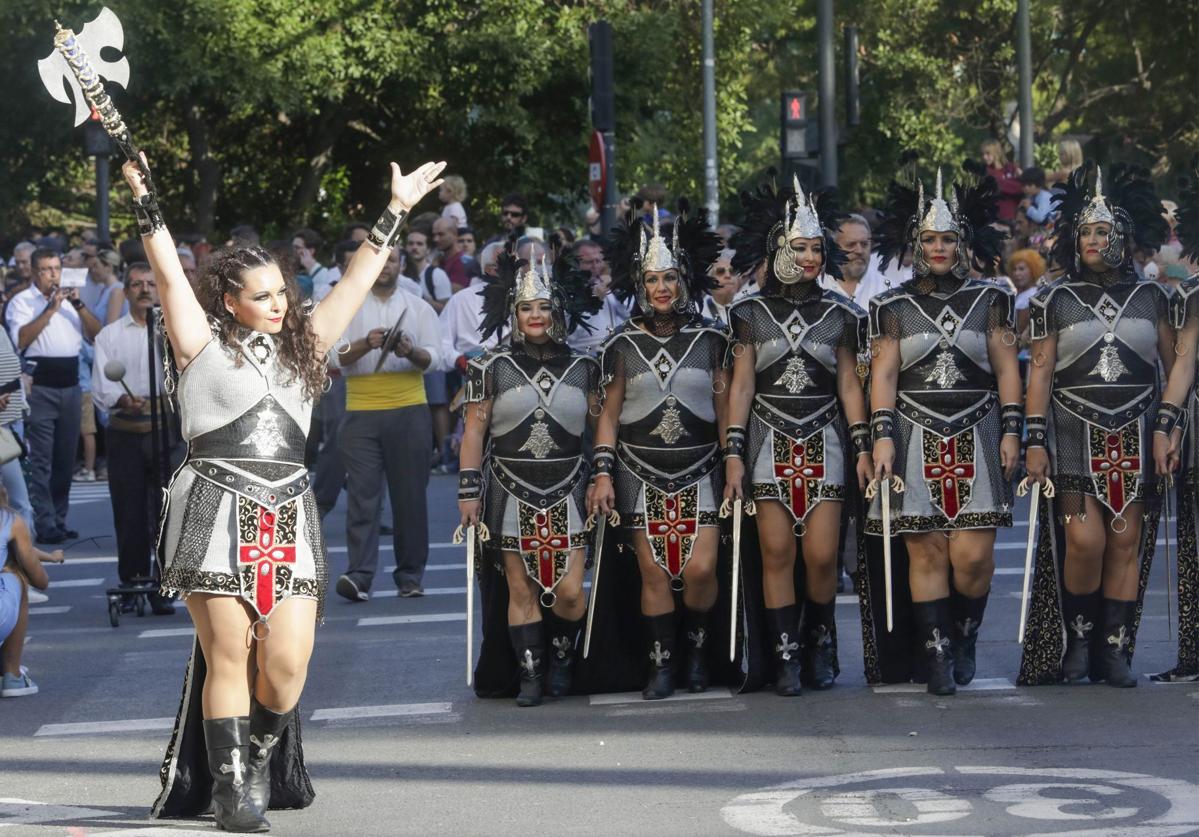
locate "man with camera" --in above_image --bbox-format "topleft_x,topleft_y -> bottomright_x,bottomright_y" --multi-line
5,249 -> 100,544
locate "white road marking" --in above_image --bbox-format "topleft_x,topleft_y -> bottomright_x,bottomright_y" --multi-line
138,628 -> 195,638
0,799 -> 123,827
357,612 -> 466,627
327,542 -> 463,554
872,677 -> 1014,694
47,577 -> 105,588
589,687 -> 733,706
46,555 -> 117,565
34,717 -> 174,737
310,702 -> 452,722
372,586 -> 468,598
385,563 -> 461,573
28,606 -> 71,615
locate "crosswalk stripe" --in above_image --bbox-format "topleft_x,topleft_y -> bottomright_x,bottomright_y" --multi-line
138,628 -> 194,638
873,677 -> 1015,694
35,717 -> 174,737
357,612 -> 465,627
47,577 -> 105,588
310,702 -> 452,721
46,556 -> 116,565
29,606 -> 71,615
590,688 -> 733,706
372,587 -> 468,599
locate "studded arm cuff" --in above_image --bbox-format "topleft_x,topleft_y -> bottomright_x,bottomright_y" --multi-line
1025,415 -> 1048,449
592,445 -> 615,477
724,425 -> 746,460
131,193 -> 165,237
1001,403 -> 1024,437
871,409 -> 896,444
849,422 -> 871,457
1155,402 -> 1184,436
367,205 -> 409,250
457,469 -> 482,500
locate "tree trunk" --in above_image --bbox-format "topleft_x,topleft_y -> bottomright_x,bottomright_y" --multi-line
289,110 -> 346,228
184,104 -> 221,236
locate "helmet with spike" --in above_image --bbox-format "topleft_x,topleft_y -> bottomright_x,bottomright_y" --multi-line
771,174 -> 825,284
639,204 -> 680,273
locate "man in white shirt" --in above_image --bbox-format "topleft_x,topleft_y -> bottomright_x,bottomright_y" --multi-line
566,240 -> 629,356
334,255 -> 442,601
6,249 -> 100,543
399,230 -> 452,313
91,264 -> 176,611
440,242 -> 501,374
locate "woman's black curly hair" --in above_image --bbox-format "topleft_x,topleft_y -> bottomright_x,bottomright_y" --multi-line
192,246 -> 326,402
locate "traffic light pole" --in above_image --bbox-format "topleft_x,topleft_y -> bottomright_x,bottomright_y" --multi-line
1016,0 -> 1035,168
589,22 -> 619,235
817,0 -> 837,187
701,0 -> 719,225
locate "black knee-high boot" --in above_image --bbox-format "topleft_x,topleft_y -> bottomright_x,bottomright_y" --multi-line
204,717 -> 269,833
800,599 -> 836,690
913,599 -> 956,696
1060,589 -> 1100,683
246,699 -> 290,817
683,608 -> 711,693
1100,598 -> 1138,688
544,612 -> 583,698
508,622 -> 546,707
765,605 -> 802,696
950,589 -> 988,686
642,613 -> 677,700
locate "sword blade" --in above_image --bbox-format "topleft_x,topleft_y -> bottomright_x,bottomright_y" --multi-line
729,498 -> 743,662
1017,482 -> 1041,644
1164,482 -> 1174,637
583,516 -> 606,659
465,524 -> 475,686
882,485 -> 894,633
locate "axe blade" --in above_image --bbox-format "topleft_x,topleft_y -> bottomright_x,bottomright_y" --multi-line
38,6 -> 130,126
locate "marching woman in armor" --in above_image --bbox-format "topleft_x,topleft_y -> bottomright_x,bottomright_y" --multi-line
868,167 -> 1020,696
122,154 -> 445,831
1020,163 -> 1172,687
1152,172 -> 1199,683
457,248 -> 601,706
724,178 -> 872,695
589,204 -> 727,700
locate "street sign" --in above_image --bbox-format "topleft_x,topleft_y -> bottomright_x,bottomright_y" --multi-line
589,130 -> 607,210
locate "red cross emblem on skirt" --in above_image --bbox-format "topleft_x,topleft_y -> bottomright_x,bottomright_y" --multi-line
773,435 -> 824,524
237,503 -> 296,617
518,503 -> 571,599
1090,425 -> 1140,516
646,486 -> 699,588
923,434 -> 975,520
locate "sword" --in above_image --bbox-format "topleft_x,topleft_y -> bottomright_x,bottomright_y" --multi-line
1164,475 -> 1174,637
582,513 -> 607,660
454,523 -> 477,686
729,498 -> 743,662
1015,477 -> 1055,643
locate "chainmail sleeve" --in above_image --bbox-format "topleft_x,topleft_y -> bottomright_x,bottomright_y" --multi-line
1028,284 -> 1057,341
730,301 -> 754,347
463,352 -> 496,404
985,286 -> 1016,334
839,305 -> 866,352
599,337 -> 625,391
869,297 -> 903,342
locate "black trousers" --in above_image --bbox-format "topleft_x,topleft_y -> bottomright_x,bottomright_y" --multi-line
106,427 -> 180,583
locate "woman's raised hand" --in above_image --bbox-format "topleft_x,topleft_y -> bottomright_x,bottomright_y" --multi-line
390,161 -> 448,213
121,151 -> 152,199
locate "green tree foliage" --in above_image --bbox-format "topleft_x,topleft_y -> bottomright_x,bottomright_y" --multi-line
0,0 -> 1192,242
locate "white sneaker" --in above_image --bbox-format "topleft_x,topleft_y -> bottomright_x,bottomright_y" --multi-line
28,589 -> 48,604
1,667 -> 38,697
73,468 -> 96,483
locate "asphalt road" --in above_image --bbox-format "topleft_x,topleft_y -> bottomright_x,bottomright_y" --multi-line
1,474 -> 1196,836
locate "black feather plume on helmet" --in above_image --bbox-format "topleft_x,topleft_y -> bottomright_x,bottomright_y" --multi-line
873,177 -> 920,273
673,197 -> 723,302
477,243 -> 521,343
730,175 -> 848,292
1050,160 -> 1169,278
552,245 -> 603,335
954,160 -> 1007,275
1177,157 -> 1199,265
